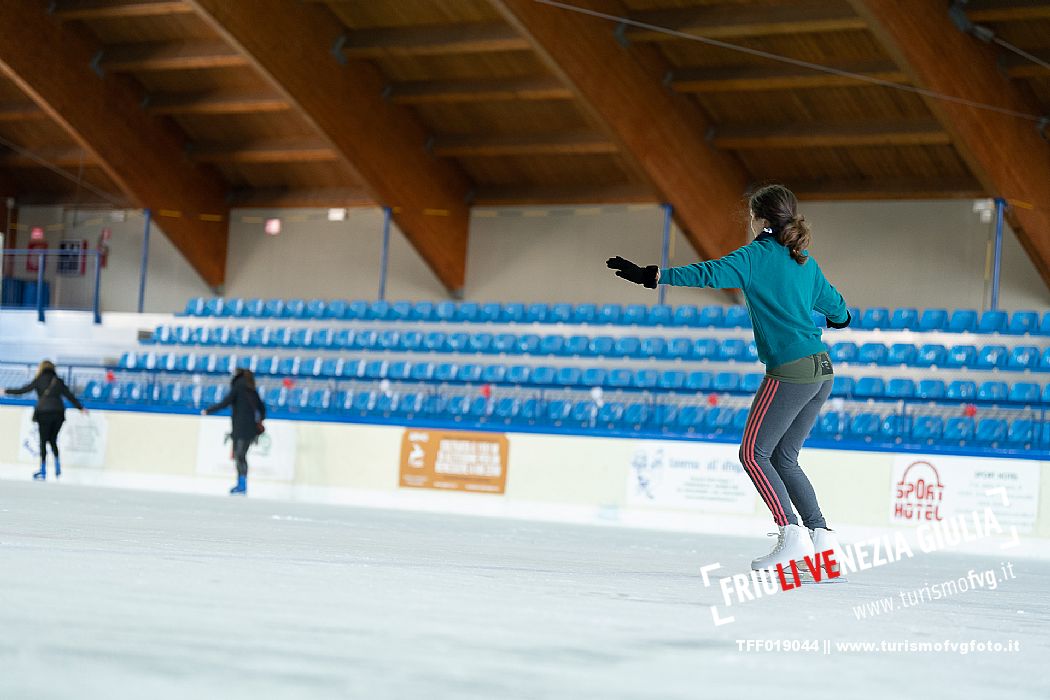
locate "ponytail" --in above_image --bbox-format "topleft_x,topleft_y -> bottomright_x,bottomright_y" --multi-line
779,215 -> 811,265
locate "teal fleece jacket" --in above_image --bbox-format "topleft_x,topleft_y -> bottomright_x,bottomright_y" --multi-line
660,234 -> 849,369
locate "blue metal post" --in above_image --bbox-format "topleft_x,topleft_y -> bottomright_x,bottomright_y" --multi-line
990,198 -> 1005,311
35,252 -> 45,323
378,206 -> 392,301
138,208 -> 151,313
92,251 -> 102,324
658,203 -> 672,306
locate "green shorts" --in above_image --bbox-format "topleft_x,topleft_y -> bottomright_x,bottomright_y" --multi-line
766,352 -> 834,385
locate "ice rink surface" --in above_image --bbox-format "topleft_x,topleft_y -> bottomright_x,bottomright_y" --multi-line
1,481 -> 1048,700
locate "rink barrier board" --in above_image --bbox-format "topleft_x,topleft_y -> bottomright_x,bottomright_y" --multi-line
1,405 -> 1047,546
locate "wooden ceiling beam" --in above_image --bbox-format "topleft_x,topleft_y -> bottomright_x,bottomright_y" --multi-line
189,139 -> 339,164
339,22 -> 529,58
670,61 -> 907,93
99,41 -> 247,72
711,119 -> 951,149
187,0 -> 474,294
850,0 -> 1050,288
966,0 -> 1050,22
625,0 -> 867,42
387,76 -> 572,104
1002,51 -> 1050,78
228,187 -> 374,209
473,183 -> 655,206
51,0 -> 192,21
789,177 -> 987,201
492,0 -> 750,261
0,0 -> 229,286
432,132 -> 618,157
146,89 -> 289,115
0,146 -> 98,168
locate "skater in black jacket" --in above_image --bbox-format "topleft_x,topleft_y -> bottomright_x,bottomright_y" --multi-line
3,361 -> 86,480
202,368 -> 266,495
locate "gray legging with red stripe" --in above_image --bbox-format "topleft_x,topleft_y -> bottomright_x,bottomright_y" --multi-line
739,377 -> 832,528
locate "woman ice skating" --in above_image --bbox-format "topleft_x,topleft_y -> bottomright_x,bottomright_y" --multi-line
201,368 -> 266,495
606,184 -> 849,575
3,361 -> 86,480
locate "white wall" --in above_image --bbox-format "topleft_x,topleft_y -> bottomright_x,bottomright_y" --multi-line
9,206 -> 210,314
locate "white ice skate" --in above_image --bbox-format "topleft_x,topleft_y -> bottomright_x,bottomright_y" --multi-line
799,528 -> 848,584
751,524 -> 814,572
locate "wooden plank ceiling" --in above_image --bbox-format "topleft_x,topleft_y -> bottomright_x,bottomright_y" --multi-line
0,0 -> 1047,286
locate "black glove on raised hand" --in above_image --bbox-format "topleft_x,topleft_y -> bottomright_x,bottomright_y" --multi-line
606,256 -> 659,289
826,311 -> 852,329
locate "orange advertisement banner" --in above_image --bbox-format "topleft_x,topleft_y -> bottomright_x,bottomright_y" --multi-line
399,429 -> 509,494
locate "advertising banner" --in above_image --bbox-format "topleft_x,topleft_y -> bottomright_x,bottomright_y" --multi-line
626,441 -> 756,513
195,417 -> 297,481
18,408 -> 108,468
399,429 -> 509,494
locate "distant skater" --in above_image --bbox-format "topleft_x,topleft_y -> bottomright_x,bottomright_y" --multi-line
607,184 -> 850,576
3,361 -> 86,480
201,368 -> 266,496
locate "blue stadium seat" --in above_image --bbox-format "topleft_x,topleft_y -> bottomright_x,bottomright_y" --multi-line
745,341 -> 759,362
1006,420 -> 1033,447
607,369 -> 632,388
886,379 -> 916,399
580,367 -> 605,387
1007,310 -> 1039,335
886,343 -> 917,366
410,362 -> 435,382
344,300 -> 368,320
651,404 -> 678,427
977,310 -> 1007,334
850,413 -> 880,439
741,373 -> 763,393
658,370 -> 686,390
469,333 -> 494,354
458,364 -> 483,383
975,345 -> 1007,370
572,304 -> 597,324
675,405 -> 704,431
555,367 -> 581,387
672,305 -> 699,327
944,417 -> 975,442
915,344 -> 947,368
713,372 -> 740,392
1008,382 -> 1039,404
912,416 -> 944,442
423,332 -> 448,353
648,305 -> 672,326
530,366 -> 556,385
881,415 -> 910,441
633,369 -> 659,389
434,301 -> 457,322
370,301 -> 394,321
718,339 -> 748,362
1039,347 -> 1050,372
589,336 -> 614,357
597,304 -> 622,325
377,330 -> 402,351
283,299 -> 306,319
478,303 -> 501,323
548,303 -> 572,324
183,298 -> 205,316
433,363 -> 457,382
501,303 -> 525,324
975,418 -> 1007,444
917,380 -> 946,400
977,381 -> 1008,403
597,402 -> 625,426
889,308 -> 919,331
1007,346 -> 1039,372
614,336 -> 642,358
918,309 -> 948,332
685,371 -> 712,391
447,332 -> 470,353
829,342 -> 858,364
408,301 -> 434,321
516,334 -> 541,355
640,337 -> 668,359
467,397 -> 491,419
831,376 -> 854,397
947,309 -> 977,333
817,412 -> 846,438
860,308 -> 890,330
507,365 -> 531,384
944,345 -> 977,368
546,399 -> 571,423
261,299 -> 285,319
442,395 -> 468,419
725,305 -> 751,328
494,397 -> 519,421
622,304 -> 647,326
854,377 -> 885,399
322,300 -> 346,320
704,407 -> 734,432
327,328 -> 350,350
857,343 -> 887,365
360,360 -> 385,380
387,361 -> 411,381
520,398 -> 542,422
350,329 -> 376,351
698,305 -> 724,328
256,356 -> 279,375
732,407 -> 749,432
946,380 -> 977,401
666,337 -> 691,359
298,357 -> 322,377
562,335 -> 589,356
571,401 -> 595,424
526,303 -> 549,324
1038,313 -> 1050,336
691,338 -> 719,361
492,333 -> 517,355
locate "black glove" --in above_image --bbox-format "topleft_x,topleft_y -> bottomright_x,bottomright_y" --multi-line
826,311 -> 851,329
606,256 -> 659,289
